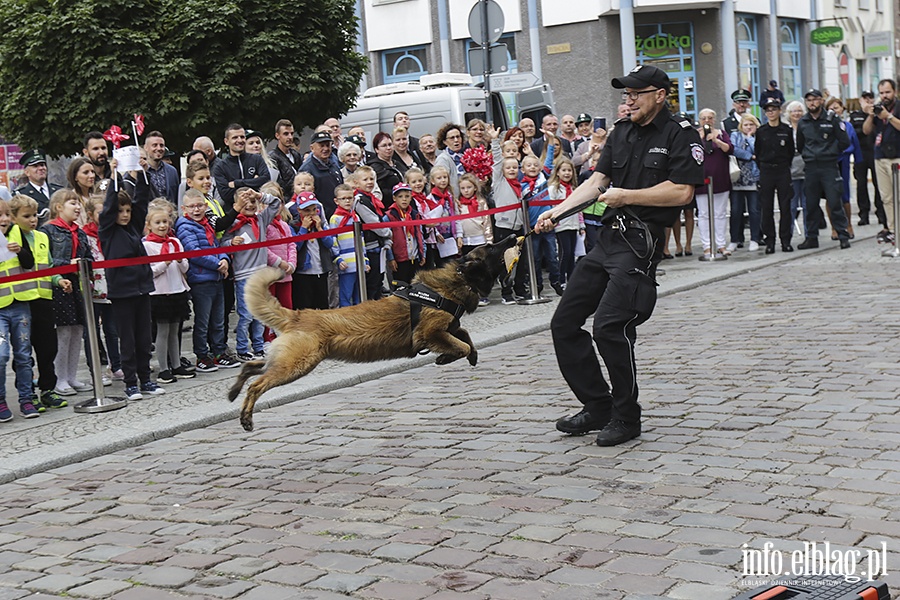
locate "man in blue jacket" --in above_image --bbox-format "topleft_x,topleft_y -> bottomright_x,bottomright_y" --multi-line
144,131 -> 180,205
212,124 -> 271,209
299,130 -> 343,217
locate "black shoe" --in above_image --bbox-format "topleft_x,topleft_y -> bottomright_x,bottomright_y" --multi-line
858,217 -> 869,226
556,409 -> 607,435
765,244 -> 775,254
781,244 -> 794,252
840,238 -> 851,249
595,419 -> 641,446
797,238 -> 819,250
552,283 -> 565,296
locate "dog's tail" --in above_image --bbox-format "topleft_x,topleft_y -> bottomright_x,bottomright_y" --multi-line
245,267 -> 295,333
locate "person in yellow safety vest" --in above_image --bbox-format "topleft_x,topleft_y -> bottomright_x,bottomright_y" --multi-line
0,195 -> 67,421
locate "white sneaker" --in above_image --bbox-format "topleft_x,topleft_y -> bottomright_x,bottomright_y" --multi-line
726,242 -> 738,253
102,375 -> 112,387
69,381 -> 93,392
54,385 -> 77,396
748,241 -> 760,252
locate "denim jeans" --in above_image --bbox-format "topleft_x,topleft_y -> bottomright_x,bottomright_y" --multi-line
730,189 -> 761,244
191,281 -> 226,359
0,302 -> 35,404
531,231 -> 560,288
234,278 -> 263,354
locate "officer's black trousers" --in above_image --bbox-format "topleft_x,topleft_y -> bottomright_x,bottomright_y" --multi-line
803,164 -> 849,240
550,226 -> 658,425
759,166 -> 794,246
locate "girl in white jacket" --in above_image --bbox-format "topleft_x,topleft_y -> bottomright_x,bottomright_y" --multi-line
548,158 -> 583,286
143,208 -> 191,384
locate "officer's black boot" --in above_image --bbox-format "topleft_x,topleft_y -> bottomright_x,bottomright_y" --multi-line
797,237 -> 819,250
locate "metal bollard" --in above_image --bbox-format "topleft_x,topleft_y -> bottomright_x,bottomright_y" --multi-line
350,198 -> 368,302
699,176 -> 727,262
518,193 -> 551,305
882,163 -> 900,258
73,259 -> 127,414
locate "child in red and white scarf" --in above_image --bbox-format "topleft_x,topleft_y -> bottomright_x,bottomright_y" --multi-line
548,158 -> 582,288
143,207 -> 190,383
453,174 -> 493,306
384,183 -> 425,286
262,182 -> 295,342
414,166 -> 455,268
39,190 -> 92,397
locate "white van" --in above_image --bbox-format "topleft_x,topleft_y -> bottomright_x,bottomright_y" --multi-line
342,73 -> 555,142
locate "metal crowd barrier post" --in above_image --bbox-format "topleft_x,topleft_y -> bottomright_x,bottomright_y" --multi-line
882,163 -> 900,258
699,176 -> 727,262
351,201 -> 368,301
518,193 -> 551,305
73,259 -> 127,414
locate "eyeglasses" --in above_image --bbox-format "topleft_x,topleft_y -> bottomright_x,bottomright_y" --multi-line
622,89 -> 660,101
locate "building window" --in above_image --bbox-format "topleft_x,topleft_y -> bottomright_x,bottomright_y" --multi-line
381,46 -> 429,84
635,22 -> 697,120
464,33 -> 518,80
779,20 -> 802,101
737,15 -> 760,113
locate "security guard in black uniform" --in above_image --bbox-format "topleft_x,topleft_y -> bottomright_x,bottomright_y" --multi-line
536,65 -> 705,447
796,89 -> 851,249
755,100 -> 795,252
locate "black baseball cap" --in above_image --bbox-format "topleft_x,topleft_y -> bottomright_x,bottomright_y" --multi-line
804,89 -> 823,99
769,79 -> 778,87
346,134 -> 366,148
762,99 -> 782,109
575,113 -> 592,124
861,90 -> 875,99
612,65 -> 671,91
310,131 -> 332,144
731,89 -> 752,102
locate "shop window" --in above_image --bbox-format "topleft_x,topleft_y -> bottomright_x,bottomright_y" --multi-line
779,20 -> 802,101
382,46 -> 429,84
737,15 -> 760,114
635,22 -> 697,121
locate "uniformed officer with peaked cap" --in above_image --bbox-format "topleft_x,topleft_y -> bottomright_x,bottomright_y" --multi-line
536,64 -> 705,447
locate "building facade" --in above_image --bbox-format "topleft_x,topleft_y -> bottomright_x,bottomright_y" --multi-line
820,0 -> 894,100
356,0 -> 845,125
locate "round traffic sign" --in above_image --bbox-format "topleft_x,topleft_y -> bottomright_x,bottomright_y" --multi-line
468,0 -> 504,46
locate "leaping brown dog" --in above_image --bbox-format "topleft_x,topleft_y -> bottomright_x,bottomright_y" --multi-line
228,235 -> 520,431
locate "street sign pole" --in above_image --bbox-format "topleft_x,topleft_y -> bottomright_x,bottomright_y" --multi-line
480,0 -> 493,127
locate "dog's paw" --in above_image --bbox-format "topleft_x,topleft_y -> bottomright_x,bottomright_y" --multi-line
240,413 -> 255,432
467,350 -> 478,366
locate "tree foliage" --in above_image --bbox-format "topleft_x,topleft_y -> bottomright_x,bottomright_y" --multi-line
0,0 -> 368,156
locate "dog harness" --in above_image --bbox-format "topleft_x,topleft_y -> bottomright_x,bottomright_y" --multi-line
392,282 -> 466,333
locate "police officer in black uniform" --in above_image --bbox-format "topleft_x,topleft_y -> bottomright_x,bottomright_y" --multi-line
796,89 -> 851,249
536,65 -> 705,447
849,91 -> 883,226
755,100 -> 795,252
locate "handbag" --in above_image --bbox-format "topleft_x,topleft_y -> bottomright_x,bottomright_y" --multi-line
728,155 -> 741,183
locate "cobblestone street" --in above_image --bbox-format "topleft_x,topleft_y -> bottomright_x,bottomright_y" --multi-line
1,239 -> 899,599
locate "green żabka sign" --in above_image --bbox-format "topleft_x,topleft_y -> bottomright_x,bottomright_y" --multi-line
811,26 -> 843,45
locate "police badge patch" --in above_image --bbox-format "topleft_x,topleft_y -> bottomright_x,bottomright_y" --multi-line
690,143 -> 704,165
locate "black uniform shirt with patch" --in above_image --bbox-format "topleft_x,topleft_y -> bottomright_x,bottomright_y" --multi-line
755,121 -> 795,167
597,108 -> 705,228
